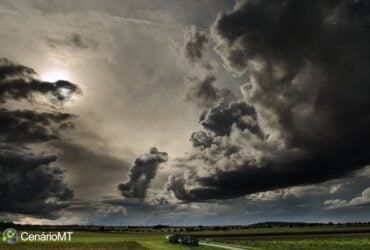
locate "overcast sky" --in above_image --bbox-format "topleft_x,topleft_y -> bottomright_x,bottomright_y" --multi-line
1,0 -> 370,226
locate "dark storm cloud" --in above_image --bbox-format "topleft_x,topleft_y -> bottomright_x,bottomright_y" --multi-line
119,148 -> 168,199
0,58 -> 80,217
0,58 -> 80,103
0,58 -> 36,80
184,75 -> 236,109
167,0 -> 370,201
199,101 -> 262,137
0,108 -> 76,143
190,130 -> 214,149
0,149 -> 73,218
181,26 -> 235,108
184,75 -> 218,108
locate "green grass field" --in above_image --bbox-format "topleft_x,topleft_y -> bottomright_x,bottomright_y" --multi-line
0,231 -> 216,250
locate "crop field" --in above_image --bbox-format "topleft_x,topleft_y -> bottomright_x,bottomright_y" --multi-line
188,225 -> 370,237
215,238 -> 370,250
202,226 -> 370,250
196,226 -> 370,249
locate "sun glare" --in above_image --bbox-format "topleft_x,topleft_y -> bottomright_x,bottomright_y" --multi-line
41,70 -> 70,82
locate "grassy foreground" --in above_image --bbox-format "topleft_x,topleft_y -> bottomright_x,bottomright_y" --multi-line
1,242 -> 147,250
0,231 -> 216,250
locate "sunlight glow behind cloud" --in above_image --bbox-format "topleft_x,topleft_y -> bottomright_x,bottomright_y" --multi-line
42,70 -> 70,83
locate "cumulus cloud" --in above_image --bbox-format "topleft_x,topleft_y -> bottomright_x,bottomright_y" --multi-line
0,58 -> 80,217
181,26 -> 235,108
325,187 -> 370,209
199,101 -> 262,137
184,75 -> 218,108
329,184 -> 343,194
118,148 -> 168,199
167,0 -> 370,202
247,185 -> 328,202
356,165 -> 370,178
183,26 -> 209,63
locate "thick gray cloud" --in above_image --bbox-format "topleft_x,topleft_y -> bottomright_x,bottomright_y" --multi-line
167,0 -> 370,202
0,109 -> 76,143
184,75 -> 218,108
119,148 -> 168,199
189,100 -> 262,151
0,58 -> 35,80
181,26 -> 235,108
0,58 -> 80,217
199,100 -> 262,137
0,58 -> 80,103
190,130 -> 214,149
0,149 -> 73,218
183,27 -> 208,62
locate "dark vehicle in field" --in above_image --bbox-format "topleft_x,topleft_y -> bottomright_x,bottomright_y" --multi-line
179,235 -> 199,246
166,234 -> 179,244
166,234 -> 199,246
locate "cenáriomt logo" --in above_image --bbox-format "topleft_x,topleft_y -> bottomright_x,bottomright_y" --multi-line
2,228 -> 73,244
2,228 -> 19,244
21,231 -> 73,242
